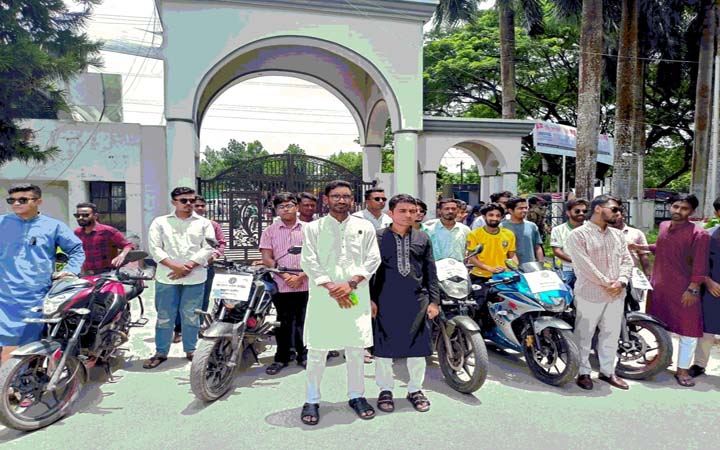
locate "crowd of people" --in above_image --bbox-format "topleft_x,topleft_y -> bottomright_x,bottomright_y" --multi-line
2,181 -> 720,427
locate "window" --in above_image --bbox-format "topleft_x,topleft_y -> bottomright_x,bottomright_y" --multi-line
90,182 -> 126,231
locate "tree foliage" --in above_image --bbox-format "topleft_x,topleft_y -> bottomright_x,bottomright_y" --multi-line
327,151 -> 362,177
200,139 -> 268,178
0,0 -> 103,166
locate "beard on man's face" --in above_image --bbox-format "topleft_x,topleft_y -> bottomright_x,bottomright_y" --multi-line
486,219 -> 501,228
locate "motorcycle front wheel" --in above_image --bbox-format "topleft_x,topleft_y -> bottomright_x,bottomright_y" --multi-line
437,322 -> 489,393
615,320 -> 672,380
522,327 -> 579,386
190,337 -> 236,402
0,354 -> 82,431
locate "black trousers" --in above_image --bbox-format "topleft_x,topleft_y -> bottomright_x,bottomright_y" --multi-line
272,291 -> 309,364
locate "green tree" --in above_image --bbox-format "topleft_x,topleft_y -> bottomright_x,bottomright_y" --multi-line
327,151 -> 363,177
0,0 -> 103,166
284,143 -> 306,154
199,139 -> 268,178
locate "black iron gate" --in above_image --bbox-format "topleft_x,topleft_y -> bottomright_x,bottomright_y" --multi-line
198,154 -> 373,262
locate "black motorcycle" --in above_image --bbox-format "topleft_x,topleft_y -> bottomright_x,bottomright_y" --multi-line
190,246 -> 301,402
0,251 -> 152,431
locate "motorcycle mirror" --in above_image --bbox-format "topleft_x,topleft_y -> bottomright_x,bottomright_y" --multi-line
468,244 -> 484,258
206,238 -> 220,249
288,246 -> 302,255
124,250 -> 148,264
505,259 -> 519,271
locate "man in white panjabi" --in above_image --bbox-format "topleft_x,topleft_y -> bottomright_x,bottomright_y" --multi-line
299,180 -> 381,426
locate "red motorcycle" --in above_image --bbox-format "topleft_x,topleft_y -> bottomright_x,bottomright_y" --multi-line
0,251 -> 153,431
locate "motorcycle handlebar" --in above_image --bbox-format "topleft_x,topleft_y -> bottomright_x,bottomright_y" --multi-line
485,274 -> 520,287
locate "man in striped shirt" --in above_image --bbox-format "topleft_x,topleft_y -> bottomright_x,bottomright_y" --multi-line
566,195 -> 634,391
260,192 -> 309,375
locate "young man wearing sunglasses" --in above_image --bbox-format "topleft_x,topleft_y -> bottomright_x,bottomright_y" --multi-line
352,188 -> 392,231
144,187 -> 215,369
550,198 -> 589,287
0,184 -> 85,364
73,202 -> 134,277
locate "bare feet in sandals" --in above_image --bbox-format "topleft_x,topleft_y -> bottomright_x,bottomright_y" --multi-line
301,403 -> 319,425
143,354 -> 167,369
407,390 -> 430,412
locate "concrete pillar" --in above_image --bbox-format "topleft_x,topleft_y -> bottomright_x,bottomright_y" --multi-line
421,170 -> 437,218
493,176 -> 503,193
502,172 -> 519,194
67,178 -> 87,226
394,131 -> 419,196
166,119 -> 198,195
362,145 -> 382,183
480,175 -> 492,203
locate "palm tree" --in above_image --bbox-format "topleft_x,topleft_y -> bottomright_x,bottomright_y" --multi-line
432,0 -> 478,31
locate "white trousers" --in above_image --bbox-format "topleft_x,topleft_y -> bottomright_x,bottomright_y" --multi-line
677,335 -> 698,369
693,333 -> 716,368
573,297 -> 624,376
374,357 -> 427,394
306,347 -> 364,403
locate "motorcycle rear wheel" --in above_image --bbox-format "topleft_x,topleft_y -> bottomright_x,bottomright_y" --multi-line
522,328 -> 579,386
0,354 -> 82,431
615,320 -> 672,380
437,323 -> 489,393
190,337 -> 236,402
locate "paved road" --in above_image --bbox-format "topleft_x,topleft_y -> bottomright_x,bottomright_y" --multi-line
2,282 -> 719,450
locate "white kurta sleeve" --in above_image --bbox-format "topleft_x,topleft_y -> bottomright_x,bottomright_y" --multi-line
351,223 -> 380,283
301,222 -> 332,286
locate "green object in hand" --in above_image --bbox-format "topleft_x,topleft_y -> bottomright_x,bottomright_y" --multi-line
349,292 -> 359,306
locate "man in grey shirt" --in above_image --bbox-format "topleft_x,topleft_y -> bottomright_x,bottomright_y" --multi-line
502,196 -> 544,264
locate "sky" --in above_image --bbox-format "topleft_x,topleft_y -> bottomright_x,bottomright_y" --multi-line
77,0 -> 493,171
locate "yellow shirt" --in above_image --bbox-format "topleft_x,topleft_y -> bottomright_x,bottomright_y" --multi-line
467,226 -> 516,278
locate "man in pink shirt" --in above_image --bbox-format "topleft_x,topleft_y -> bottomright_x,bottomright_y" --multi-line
260,193 -> 309,374
566,195 -> 634,391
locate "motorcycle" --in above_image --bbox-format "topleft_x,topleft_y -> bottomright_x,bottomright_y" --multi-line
0,251 -> 153,431
190,245 -> 301,402
477,260 -> 580,386
433,246 -> 489,393
565,268 -> 672,380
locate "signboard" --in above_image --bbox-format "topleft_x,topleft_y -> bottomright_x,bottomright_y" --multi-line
524,270 -> 567,293
631,268 -> 653,290
210,273 -> 253,301
533,122 -> 614,166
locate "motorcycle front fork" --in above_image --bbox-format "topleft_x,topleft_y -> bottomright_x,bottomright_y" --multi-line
47,317 -> 86,390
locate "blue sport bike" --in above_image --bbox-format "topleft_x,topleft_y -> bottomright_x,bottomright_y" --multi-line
475,260 -> 580,386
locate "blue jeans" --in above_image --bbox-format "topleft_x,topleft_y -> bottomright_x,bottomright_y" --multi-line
561,270 -> 576,289
155,282 -> 204,355
175,266 -> 215,331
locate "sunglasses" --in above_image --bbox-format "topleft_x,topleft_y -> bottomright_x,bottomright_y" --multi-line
572,209 -> 587,214
602,206 -> 622,214
175,198 -> 196,204
372,197 -> 387,202
6,197 -> 38,205
73,213 -> 92,218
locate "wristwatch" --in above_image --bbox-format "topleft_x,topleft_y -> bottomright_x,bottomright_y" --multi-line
348,280 -> 358,290
687,287 -> 701,296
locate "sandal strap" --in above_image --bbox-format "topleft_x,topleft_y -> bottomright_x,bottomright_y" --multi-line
378,390 -> 393,402
408,391 -> 430,405
349,397 -> 374,412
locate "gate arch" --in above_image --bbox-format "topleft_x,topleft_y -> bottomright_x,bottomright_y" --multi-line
198,153 -> 372,261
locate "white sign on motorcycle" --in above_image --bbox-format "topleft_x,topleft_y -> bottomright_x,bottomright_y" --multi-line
435,258 -> 468,279
523,270 -> 567,292
630,268 -> 653,290
211,273 -> 253,301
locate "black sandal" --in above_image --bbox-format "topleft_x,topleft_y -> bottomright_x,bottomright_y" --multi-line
301,402 -> 320,426
265,362 -> 287,375
407,390 -> 430,412
377,390 -> 394,413
142,354 -> 167,369
348,397 -> 375,420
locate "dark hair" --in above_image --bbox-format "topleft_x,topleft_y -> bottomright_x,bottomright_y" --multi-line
590,194 -> 621,213
505,196 -> 527,211
324,180 -> 352,196
528,196 -> 539,206
76,202 -> 98,213
272,192 -> 298,208
490,191 -> 512,203
481,203 -> 505,216
456,199 -> 467,208
194,195 -> 206,204
565,198 -> 589,211
389,194 -> 416,211
171,186 -> 195,199
8,183 -> 42,198
714,197 -> 720,212
438,198 -> 460,209
364,187 -> 385,200
299,192 -> 317,203
415,199 -> 427,212
669,193 -> 699,211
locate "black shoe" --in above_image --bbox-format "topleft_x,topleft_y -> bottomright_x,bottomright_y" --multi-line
576,374 -> 593,390
688,364 -> 706,378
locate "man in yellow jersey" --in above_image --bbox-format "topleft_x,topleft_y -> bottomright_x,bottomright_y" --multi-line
466,203 -> 519,295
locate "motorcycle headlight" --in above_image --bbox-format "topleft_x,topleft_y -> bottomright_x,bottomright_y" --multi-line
542,296 -> 567,313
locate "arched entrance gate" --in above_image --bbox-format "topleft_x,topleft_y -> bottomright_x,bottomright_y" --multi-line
198,153 -> 373,261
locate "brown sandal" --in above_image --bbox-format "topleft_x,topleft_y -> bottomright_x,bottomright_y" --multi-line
674,374 -> 696,387
407,390 -> 430,412
377,390 -> 394,413
142,354 -> 167,369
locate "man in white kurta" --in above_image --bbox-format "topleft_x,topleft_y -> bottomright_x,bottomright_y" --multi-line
300,181 -> 380,425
